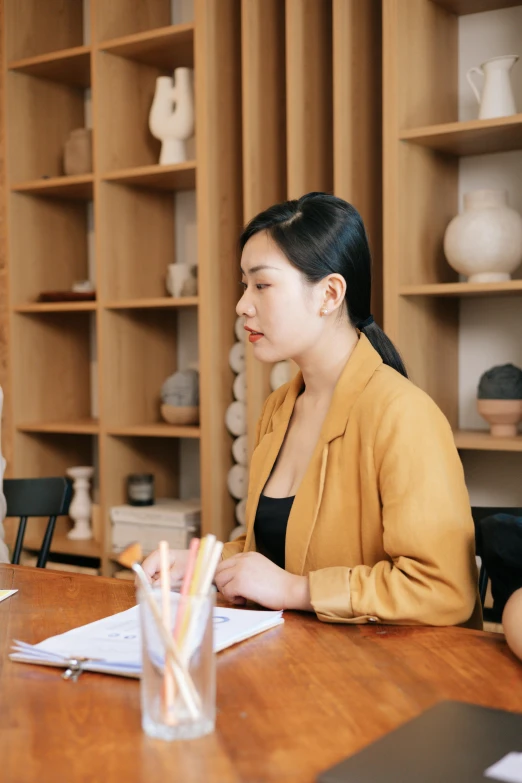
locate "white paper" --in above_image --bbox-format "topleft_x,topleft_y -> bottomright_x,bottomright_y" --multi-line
9,605 -> 283,677
0,589 -> 17,603
485,752 -> 522,783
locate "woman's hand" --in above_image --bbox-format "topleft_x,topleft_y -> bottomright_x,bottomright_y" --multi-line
140,548 -> 189,587
214,552 -> 313,611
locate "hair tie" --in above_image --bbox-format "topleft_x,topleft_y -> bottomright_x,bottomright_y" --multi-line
357,315 -> 374,330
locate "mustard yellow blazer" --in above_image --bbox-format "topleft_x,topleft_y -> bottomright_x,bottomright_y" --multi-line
222,334 -> 481,628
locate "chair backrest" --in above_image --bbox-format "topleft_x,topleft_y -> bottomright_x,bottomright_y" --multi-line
4,477 -> 73,568
472,506 -> 522,619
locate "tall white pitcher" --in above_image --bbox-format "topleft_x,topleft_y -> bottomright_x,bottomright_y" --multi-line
466,55 -> 519,120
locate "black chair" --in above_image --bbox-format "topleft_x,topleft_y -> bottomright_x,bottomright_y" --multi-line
4,477 -> 73,568
472,506 -> 522,622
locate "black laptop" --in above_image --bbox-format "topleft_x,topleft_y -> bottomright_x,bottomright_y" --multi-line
318,701 -> 522,783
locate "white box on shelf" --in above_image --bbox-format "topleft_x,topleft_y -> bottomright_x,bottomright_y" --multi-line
110,498 -> 201,555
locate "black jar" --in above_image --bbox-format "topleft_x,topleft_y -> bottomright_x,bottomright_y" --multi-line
127,473 -> 154,506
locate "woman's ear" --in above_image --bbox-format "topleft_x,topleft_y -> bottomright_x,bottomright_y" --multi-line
322,274 -> 346,314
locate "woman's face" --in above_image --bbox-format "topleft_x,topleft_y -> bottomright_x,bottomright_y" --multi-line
237,230 -> 326,364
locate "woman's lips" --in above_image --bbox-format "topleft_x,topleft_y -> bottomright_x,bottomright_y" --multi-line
245,326 -> 264,343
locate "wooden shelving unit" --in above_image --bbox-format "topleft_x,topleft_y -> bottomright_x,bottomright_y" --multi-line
400,281 -> 522,297
454,430 -> 522,452
11,174 -> 94,199
99,24 -> 194,70
8,45 -> 91,88
400,114 -> 522,157
104,297 -> 198,310
383,0 -> 522,456
101,162 -> 196,191
2,0 -> 242,573
17,420 -> 100,435
1,0 -> 383,570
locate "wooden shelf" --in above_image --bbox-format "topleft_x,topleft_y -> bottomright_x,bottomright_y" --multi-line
432,0 -> 522,15
102,162 -> 196,191
17,420 -> 100,435
104,297 -> 198,310
22,531 -> 102,559
11,175 -> 94,200
400,114 -> 522,156
14,302 -> 97,313
106,424 -> 201,439
454,430 -> 522,452
99,24 -> 194,70
8,46 -> 91,88
400,281 -> 522,297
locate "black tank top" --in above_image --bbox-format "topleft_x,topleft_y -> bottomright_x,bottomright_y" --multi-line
254,494 -> 295,569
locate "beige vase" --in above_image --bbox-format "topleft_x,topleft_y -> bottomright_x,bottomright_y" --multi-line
477,399 -> 522,437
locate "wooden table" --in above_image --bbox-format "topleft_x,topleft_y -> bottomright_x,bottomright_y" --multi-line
2,565 -> 522,783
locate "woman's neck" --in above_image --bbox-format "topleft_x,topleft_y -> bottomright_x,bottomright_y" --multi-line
294,322 -> 359,401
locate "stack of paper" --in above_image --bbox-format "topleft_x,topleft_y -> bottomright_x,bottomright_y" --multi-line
9,605 -> 284,678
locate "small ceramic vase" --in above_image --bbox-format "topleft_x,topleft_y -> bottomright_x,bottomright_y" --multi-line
477,363 -> 522,437
476,399 -> 522,437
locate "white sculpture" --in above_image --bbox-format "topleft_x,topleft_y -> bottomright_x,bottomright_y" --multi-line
149,67 -> 195,165
66,466 -> 94,540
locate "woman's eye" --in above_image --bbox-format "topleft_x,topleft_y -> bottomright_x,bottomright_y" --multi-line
239,281 -> 269,291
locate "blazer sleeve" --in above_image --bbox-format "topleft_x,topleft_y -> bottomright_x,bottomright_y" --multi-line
309,392 -> 479,626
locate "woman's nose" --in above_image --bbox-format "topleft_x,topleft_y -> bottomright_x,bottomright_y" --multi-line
236,289 -> 255,318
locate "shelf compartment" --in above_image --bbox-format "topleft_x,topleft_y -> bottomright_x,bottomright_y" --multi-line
454,430 -> 522,452
96,46 -> 195,172
103,435 -> 182,517
95,0 -> 188,43
11,174 -> 94,200
99,24 -> 194,70
105,297 -> 198,309
8,46 -> 91,88
432,0 -> 522,15
102,163 -> 196,191
13,312 -> 95,424
9,193 -> 90,305
7,71 -> 87,182
106,424 -> 200,438
5,0 -> 85,62
103,308 -> 189,429
98,182 -> 197,301
5,430 -> 99,552
17,420 -> 100,435
400,281 -> 522,297
400,114 -> 522,157
14,302 -> 97,314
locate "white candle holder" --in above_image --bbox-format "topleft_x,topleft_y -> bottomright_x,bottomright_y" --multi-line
66,466 -> 94,540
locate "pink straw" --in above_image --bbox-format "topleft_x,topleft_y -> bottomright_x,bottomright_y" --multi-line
173,537 -> 200,642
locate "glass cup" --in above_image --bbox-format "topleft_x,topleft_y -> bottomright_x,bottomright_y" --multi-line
138,587 -> 216,740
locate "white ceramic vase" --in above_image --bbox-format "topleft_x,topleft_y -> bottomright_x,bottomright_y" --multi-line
443,190 -> 522,283
466,55 -> 518,120
149,67 -> 195,165
66,466 -> 94,540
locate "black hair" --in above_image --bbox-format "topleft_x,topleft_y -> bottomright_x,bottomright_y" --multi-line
239,192 -> 407,378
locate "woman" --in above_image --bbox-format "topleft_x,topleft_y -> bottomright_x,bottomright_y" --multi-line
143,193 -> 480,627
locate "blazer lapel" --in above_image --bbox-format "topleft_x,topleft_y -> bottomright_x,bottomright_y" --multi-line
243,372 -> 304,552
285,335 -> 383,574
244,335 -> 383,567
